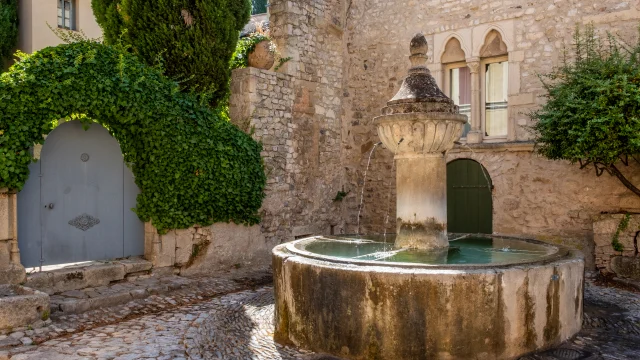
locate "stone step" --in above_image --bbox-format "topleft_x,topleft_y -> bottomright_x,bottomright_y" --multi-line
24,258 -> 152,295
48,274 -> 195,315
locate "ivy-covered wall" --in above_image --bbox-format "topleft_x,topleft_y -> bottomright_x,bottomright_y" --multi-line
0,41 -> 266,234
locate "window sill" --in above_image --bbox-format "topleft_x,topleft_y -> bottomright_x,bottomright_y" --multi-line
57,26 -> 78,32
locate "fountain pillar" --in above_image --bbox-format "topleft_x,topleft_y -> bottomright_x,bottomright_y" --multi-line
395,154 -> 447,249
374,34 -> 467,251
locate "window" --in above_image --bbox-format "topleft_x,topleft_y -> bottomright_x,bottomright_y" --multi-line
251,0 -> 268,15
441,38 -> 471,138
57,0 -> 75,30
484,61 -> 508,137
449,66 -> 471,137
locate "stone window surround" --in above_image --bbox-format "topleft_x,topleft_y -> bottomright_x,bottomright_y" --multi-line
427,19 -> 531,144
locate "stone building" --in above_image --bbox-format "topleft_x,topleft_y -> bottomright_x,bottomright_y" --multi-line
241,0 -> 640,270
2,0 -> 640,284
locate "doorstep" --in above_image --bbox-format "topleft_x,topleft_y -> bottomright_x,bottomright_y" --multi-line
24,257 -> 153,295
49,274 -> 195,315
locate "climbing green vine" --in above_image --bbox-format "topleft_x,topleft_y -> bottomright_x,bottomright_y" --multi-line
0,41 -> 266,233
612,214 -> 631,252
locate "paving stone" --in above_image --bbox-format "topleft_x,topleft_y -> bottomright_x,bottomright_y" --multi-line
60,290 -> 88,299
0,337 -> 20,349
8,273 -> 637,360
119,258 -> 153,274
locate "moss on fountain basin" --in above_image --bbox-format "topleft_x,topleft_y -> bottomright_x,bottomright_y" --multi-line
272,237 -> 584,360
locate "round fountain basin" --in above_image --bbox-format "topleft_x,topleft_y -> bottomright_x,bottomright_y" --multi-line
273,235 -> 584,360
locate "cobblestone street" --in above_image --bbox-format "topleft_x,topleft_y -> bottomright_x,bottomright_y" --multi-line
1,275 -> 638,360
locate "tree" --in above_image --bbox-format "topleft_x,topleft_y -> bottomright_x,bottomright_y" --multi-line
0,0 -> 18,64
91,0 -> 251,107
531,26 -> 640,197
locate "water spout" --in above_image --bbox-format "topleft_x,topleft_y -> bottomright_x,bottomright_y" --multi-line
356,142 -> 381,235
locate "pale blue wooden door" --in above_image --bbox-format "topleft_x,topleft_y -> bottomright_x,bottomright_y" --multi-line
18,121 -> 143,267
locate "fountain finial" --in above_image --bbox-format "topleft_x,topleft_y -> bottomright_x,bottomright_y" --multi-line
409,33 -> 428,68
386,33 -> 452,107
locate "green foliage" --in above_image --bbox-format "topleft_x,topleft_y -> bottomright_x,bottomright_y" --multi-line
333,190 -> 349,202
0,41 -> 266,233
612,214 -> 631,252
531,25 -> 640,195
231,33 -> 271,70
231,32 -> 291,72
0,0 -> 18,62
91,0 -> 251,107
275,56 -> 292,71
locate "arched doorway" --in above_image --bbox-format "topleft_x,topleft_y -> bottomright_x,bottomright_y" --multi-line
446,159 -> 493,234
18,121 -> 143,267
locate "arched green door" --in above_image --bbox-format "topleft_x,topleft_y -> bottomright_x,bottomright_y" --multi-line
447,159 -> 493,234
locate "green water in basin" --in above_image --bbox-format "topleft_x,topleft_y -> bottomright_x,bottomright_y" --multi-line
297,235 -> 555,265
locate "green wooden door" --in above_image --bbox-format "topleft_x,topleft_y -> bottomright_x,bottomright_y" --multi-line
447,159 -> 493,234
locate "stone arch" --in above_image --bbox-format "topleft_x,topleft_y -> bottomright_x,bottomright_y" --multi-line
479,29 -> 509,58
440,35 -> 469,63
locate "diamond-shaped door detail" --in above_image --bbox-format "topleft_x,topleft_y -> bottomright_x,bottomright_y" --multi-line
68,213 -> 100,231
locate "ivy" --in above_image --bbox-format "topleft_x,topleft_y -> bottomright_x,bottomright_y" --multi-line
0,41 -> 266,233
612,214 -> 631,252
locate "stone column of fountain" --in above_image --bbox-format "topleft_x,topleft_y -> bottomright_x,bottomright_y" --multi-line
374,34 -> 467,251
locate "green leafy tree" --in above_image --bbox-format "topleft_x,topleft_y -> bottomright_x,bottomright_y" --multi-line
91,0 -> 251,106
531,26 -> 640,197
0,0 -> 18,64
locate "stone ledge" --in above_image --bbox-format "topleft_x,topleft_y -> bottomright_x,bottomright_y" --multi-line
25,257 -> 152,295
49,275 -> 196,315
0,285 -> 49,332
449,141 -> 535,153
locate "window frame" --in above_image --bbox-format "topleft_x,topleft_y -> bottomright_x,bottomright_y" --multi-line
443,61 -> 472,139
57,0 -> 76,31
480,55 -> 509,142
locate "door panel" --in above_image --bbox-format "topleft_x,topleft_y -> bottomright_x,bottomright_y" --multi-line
17,161 -> 41,268
447,159 -> 493,234
18,121 -> 143,267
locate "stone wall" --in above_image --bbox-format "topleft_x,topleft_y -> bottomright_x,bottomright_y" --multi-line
447,144 -> 640,269
269,0 -> 348,238
340,0 -> 640,267
144,222 -> 271,276
0,191 -> 25,284
230,67 -> 296,246
593,214 -> 640,277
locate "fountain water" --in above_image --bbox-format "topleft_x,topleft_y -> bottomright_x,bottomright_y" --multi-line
356,142 -> 382,235
273,34 -> 584,360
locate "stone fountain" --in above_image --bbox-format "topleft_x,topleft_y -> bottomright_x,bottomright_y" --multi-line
272,34 -> 584,360
374,34 -> 466,251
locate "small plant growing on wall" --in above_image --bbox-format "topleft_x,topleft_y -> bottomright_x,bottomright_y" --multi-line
531,25 -> 640,198
611,214 -> 631,252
